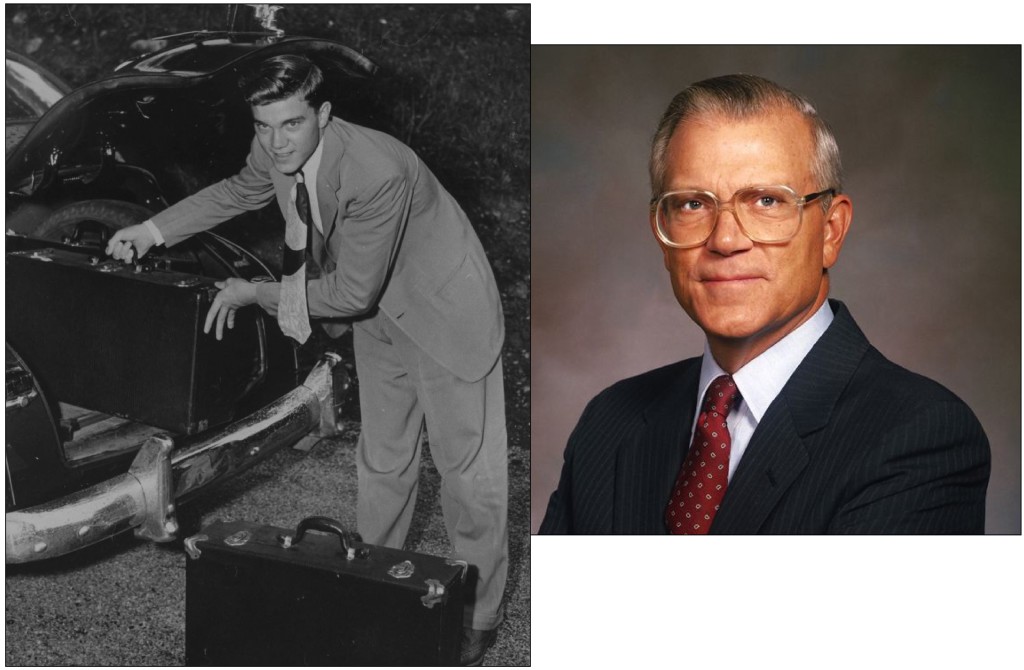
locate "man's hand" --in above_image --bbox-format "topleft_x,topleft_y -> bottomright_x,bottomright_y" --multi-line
204,278 -> 259,340
106,224 -> 157,262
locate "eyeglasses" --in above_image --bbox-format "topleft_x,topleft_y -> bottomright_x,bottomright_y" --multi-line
651,185 -> 836,249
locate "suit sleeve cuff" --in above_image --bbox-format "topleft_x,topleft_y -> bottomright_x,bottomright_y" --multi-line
142,219 -> 166,246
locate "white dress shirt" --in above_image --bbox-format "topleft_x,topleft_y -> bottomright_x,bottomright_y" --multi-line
298,136 -> 326,235
692,300 -> 834,481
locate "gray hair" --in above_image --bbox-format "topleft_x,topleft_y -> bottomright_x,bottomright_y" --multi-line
649,74 -> 842,202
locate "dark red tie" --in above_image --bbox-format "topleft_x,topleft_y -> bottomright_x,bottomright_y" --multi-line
665,375 -> 741,534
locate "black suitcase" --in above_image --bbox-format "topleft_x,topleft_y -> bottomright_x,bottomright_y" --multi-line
184,517 -> 466,666
5,244 -> 266,434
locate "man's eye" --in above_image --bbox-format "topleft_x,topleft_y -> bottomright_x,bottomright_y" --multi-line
749,192 -> 790,209
673,199 -> 703,212
287,120 -> 301,129
254,123 -> 269,132
671,196 -> 712,215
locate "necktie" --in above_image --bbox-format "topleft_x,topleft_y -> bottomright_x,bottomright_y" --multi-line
665,375 -> 741,534
278,170 -> 313,343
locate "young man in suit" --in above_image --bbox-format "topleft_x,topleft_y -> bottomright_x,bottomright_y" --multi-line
539,74 -> 990,535
108,55 -> 506,663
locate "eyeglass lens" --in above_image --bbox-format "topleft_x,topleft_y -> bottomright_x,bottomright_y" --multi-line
657,186 -> 803,245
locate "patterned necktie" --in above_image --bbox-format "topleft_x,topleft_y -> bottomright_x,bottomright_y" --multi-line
278,170 -> 313,343
665,375 -> 741,534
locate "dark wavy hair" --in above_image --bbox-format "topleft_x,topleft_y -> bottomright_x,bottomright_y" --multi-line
240,54 -> 329,108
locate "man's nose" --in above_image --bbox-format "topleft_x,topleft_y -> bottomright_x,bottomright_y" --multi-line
271,129 -> 287,149
705,206 -> 754,254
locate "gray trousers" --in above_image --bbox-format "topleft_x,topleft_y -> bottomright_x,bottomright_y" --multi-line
353,310 -> 508,630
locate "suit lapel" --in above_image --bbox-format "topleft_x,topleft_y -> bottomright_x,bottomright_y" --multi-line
316,121 -> 346,260
612,360 -> 700,533
709,404 -> 809,533
711,300 -> 871,533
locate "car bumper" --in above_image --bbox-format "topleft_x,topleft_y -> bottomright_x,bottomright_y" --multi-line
6,353 -> 344,564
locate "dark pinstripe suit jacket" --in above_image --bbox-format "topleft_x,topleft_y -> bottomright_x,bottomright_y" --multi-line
539,300 -> 991,534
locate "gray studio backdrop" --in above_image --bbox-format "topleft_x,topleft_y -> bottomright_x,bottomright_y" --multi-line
531,45 -> 1021,534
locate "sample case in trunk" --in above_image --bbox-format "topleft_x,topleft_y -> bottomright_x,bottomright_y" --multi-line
184,518 -> 466,666
5,243 -> 266,435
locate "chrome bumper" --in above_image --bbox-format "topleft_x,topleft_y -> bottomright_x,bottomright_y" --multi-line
6,353 -> 344,564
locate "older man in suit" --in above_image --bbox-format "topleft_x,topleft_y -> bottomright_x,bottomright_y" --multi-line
108,54 -> 506,663
539,74 -> 990,535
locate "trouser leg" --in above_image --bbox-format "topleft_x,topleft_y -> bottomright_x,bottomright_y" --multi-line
380,314 -> 509,630
353,312 -> 425,549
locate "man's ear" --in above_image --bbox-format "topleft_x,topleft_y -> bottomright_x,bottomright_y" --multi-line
822,193 -> 852,270
317,101 -> 332,128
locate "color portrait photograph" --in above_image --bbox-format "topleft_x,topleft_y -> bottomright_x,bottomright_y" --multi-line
532,45 -> 1020,536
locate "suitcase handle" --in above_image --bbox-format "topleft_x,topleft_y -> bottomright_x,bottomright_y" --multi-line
289,516 -> 366,559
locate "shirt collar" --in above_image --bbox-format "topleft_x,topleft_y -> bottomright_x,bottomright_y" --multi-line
697,300 -> 834,422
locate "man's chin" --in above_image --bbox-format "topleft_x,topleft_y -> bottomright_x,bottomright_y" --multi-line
686,303 -> 766,342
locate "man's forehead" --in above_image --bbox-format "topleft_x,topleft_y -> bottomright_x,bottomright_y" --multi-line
251,95 -> 317,120
675,107 -> 813,141
667,109 -> 817,168
664,108 -> 817,189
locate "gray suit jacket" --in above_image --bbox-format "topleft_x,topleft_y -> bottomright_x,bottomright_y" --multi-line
152,117 -> 504,382
539,301 -> 991,534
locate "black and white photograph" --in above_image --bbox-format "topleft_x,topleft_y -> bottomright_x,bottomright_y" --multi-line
5,4 -> 529,666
